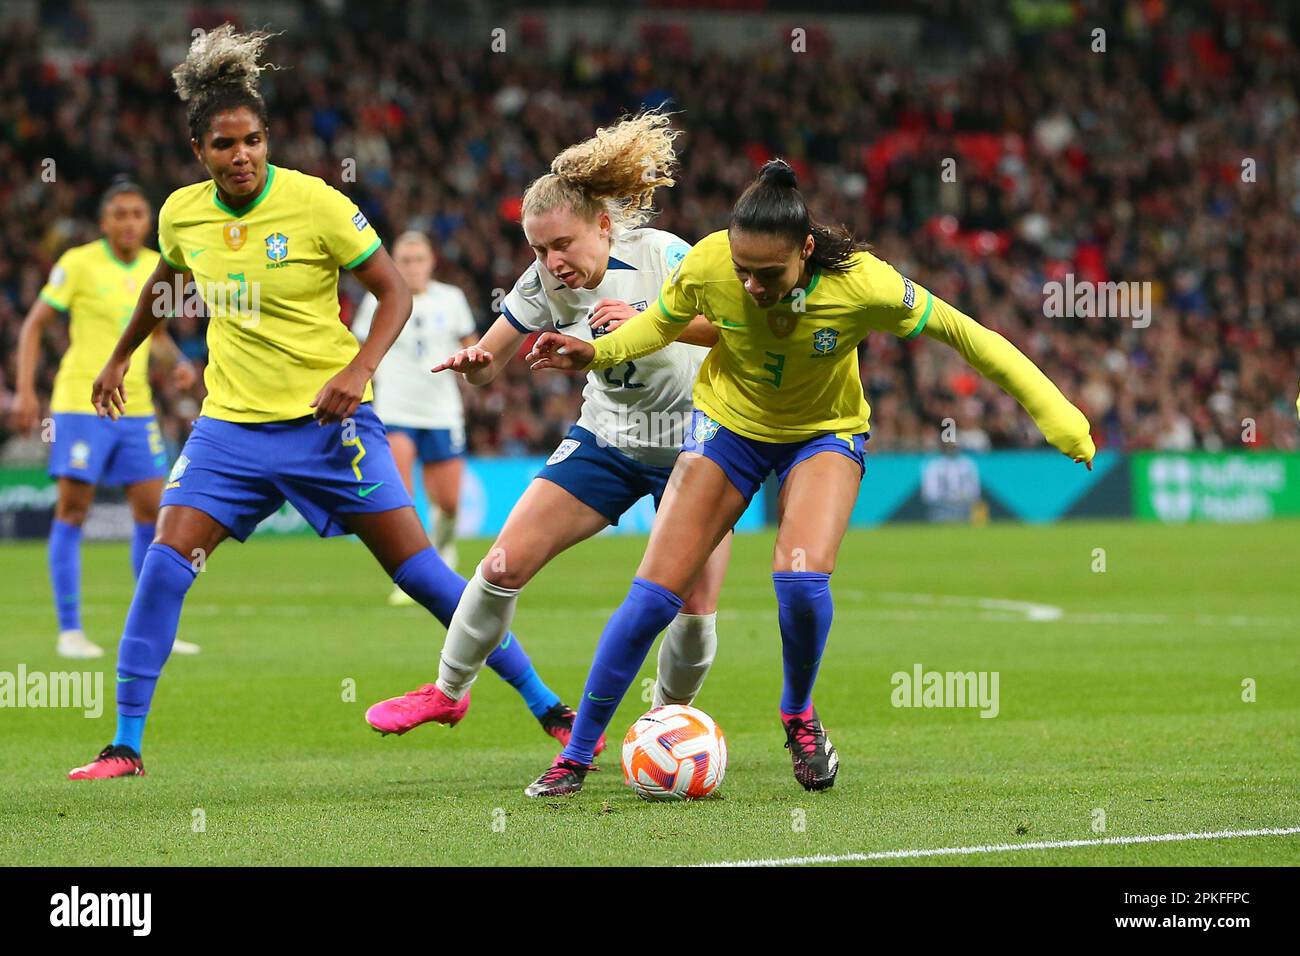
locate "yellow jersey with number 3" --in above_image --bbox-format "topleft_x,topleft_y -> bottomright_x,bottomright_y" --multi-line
157,164 -> 381,423
591,229 -> 1094,461
38,240 -> 158,417
644,229 -> 929,441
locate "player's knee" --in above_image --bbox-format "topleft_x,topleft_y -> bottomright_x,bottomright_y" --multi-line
478,552 -> 531,592
54,500 -> 90,525
772,545 -> 836,574
679,593 -> 717,615
130,502 -> 160,525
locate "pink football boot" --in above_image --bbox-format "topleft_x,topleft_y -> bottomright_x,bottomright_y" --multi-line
365,684 -> 470,735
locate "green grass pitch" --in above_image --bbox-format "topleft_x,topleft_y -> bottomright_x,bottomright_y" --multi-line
1,520 -> 1297,866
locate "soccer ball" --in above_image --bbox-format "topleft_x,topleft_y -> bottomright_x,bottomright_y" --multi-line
621,705 -> 727,801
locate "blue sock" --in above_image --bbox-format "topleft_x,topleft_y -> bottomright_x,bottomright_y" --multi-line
487,635 -> 561,718
561,577 -> 683,765
48,519 -> 83,632
392,547 -> 556,713
130,521 -> 154,578
773,571 -> 834,715
112,543 -> 198,752
114,715 -> 146,754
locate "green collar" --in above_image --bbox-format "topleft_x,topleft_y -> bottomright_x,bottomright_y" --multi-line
780,267 -> 820,304
99,238 -> 139,270
213,164 -> 277,217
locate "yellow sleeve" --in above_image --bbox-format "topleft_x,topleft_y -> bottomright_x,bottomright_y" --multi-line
588,246 -> 698,370
38,249 -> 77,312
314,181 -> 381,270
157,198 -> 187,271
921,296 -> 1096,462
589,300 -> 690,370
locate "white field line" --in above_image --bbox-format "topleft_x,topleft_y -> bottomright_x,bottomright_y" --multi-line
695,826 -> 1300,867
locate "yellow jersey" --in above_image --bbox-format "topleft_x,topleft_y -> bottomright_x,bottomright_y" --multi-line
39,239 -> 158,417
590,229 -> 1094,460
157,164 -> 381,422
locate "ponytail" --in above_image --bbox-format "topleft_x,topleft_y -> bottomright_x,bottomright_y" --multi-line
729,159 -> 863,273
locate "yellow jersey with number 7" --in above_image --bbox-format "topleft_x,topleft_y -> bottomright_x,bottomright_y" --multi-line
157,164 -> 381,423
38,239 -> 158,417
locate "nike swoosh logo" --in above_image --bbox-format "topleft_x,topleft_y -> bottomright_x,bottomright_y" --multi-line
554,320 -> 579,330
190,248 -> 208,259
586,692 -> 617,703
499,634 -> 513,651
116,676 -> 138,683
720,319 -> 745,328
357,482 -> 385,497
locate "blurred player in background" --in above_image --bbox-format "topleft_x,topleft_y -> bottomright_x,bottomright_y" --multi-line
364,113 -> 730,748
525,159 -> 1095,796
67,25 -> 576,780
10,181 -> 200,660
351,231 -> 475,602
920,443 -> 983,523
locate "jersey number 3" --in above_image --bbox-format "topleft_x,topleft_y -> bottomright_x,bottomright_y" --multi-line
762,351 -> 785,388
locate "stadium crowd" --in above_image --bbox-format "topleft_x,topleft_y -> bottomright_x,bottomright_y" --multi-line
2,1 -> 1297,462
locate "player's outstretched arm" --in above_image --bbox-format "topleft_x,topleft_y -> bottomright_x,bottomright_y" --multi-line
562,299 -> 690,371
431,315 -> 526,386
92,257 -> 185,420
920,296 -> 1095,469
525,332 -> 595,371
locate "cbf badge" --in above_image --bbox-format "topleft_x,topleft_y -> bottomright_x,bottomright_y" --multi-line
693,414 -> 721,443
166,454 -> 189,489
265,233 -> 289,262
223,222 -> 247,251
812,327 -> 839,355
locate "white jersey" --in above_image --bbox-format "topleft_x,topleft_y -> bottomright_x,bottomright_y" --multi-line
501,228 -> 705,467
353,280 -> 477,430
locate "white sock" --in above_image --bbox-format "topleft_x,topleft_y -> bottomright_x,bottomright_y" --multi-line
433,511 -> 457,571
654,612 -> 717,707
437,564 -> 520,700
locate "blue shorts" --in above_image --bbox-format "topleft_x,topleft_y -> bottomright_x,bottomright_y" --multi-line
161,403 -> 413,541
387,425 -> 465,464
538,425 -> 674,526
48,413 -> 169,486
680,409 -> 868,503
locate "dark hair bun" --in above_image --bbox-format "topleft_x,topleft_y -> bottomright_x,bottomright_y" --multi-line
758,159 -> 798,189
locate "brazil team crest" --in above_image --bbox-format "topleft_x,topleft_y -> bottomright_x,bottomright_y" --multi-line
812,327 -> 839,355
693,414 -> 721,443
265,233 -> 289,262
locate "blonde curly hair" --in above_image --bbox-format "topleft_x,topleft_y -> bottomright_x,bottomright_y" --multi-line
522,110 -> 681,233
172,24 -> 281,140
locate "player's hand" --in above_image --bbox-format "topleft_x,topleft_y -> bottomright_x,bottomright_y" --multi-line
431,346 -> 493,375
311,363 -> 369,425
526,332 -> 595,371
91,357 -> 131,420
588,298 -> 638,333
1069,434 -> 1096,471
171,359 -> 198,390
9,389 -> 41,433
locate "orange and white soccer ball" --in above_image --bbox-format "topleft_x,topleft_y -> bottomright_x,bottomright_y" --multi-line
621,704 -> 727,801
